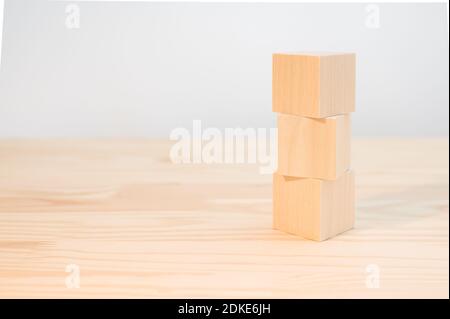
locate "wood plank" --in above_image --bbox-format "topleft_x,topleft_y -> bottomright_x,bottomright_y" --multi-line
0,138 -> 448,298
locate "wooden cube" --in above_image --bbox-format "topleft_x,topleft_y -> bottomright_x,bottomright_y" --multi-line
277,113 -> 351,180
273,52 -> 356,118
273,170 -> 355,241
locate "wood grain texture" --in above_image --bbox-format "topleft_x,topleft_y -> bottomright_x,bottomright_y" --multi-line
0,138 -> 448,298
272,52 -> 355,118
277,113 -> 351,180
273,170 -> 355,241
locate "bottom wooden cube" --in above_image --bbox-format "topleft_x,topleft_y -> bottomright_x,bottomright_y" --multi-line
273,170 -> 355,241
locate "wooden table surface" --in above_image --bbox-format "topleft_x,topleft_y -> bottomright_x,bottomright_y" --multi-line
0,138 -> 448,298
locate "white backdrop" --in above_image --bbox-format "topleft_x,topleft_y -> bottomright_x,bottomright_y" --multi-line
0,0 -> 4,69
0,0 -> 448,137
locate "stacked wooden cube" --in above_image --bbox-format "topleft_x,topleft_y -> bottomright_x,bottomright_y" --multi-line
272,52 -> 356,241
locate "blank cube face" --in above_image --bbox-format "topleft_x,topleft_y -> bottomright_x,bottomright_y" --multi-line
273,170 -> 355,241
277,113 -> 351,180
273,53 -> 356,118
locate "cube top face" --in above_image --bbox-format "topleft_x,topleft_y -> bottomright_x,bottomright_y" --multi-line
273,52 -> 356,118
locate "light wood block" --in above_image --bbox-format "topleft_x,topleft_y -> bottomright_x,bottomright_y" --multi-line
273,170 -> 355,241
273,52 -> 356,118
277,113 -> 351,180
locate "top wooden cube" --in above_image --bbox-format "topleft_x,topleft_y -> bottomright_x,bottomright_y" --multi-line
273,52 -> 356,118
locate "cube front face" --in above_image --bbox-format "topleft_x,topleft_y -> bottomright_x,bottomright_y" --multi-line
273,54 -> 320,117
273,170 -> 355,241
273,53 -> 356,118
273,173 -> 322,240
277,113 -> 351,180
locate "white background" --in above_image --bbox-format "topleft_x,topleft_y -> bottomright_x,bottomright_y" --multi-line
0,0 -> 448,137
